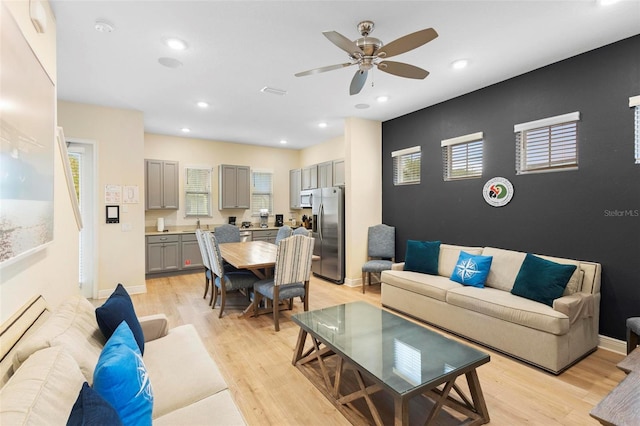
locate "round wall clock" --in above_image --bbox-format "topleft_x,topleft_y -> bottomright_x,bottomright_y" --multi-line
483,177 -> 514,207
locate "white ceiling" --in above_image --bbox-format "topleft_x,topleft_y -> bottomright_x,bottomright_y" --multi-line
50,1 -> 640,150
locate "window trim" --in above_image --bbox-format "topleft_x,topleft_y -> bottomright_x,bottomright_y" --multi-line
515,112 -> 580,175
441,132 -> 484,181
392,145 -> 421,186
184,166 -> 212,217
630,95 -> 640,164
251,169 -> 274,216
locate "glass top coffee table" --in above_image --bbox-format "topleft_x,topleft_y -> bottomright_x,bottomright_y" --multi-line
292,301 -> 490,425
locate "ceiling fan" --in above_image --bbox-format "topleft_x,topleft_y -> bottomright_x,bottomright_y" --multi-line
295,20 -> 438,96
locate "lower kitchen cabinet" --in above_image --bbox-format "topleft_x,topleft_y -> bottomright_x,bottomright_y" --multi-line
181,233 -> 204,270
146,233 -> 203,275
251,229 -> 277,244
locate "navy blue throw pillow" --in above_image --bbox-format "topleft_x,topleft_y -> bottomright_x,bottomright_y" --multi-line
511,253 -> 577,307
96,283 -> 145,354
67,382 -> 123,426
403,240 -> 441,275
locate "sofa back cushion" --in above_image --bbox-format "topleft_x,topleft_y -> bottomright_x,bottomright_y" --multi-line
438,244 -> 483,277
13,296 -> 105,383
535,254 -> 583,295
1,346 -> 85,425
482,247 -> 527,292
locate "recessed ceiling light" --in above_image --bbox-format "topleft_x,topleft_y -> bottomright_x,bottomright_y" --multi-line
181,127 -> 191,133
318,122 -> 328,128
158,57 -> 183,68
452,59 -> 469,70
261,86 -> 288,96
196,101 -> 209,108
164,37 -> 188,50
94,19 -> 115,33
355,103 -> 370,109
280,140 -> 287,144
376,95 -> 389,103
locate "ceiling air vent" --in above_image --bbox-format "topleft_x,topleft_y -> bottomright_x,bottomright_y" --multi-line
260,86 -> 287,96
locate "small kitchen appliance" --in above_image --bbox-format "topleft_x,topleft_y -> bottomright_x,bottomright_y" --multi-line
228,216 -> 236,225
241,221 -> 252,228
259,209 -> 269,228
275,214 -> 284,227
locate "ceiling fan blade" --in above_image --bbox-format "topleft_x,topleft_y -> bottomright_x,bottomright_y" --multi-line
295,62 -> 353,77
323,31 -> 361,56
377,61 -> 429,79
377,28 -> 438,59
349,70 -> 368,95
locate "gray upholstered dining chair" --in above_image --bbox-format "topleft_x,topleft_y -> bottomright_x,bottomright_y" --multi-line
292,227 -> 311,236
627,317 -> 640,354
275,225 -> 292,245
361,224 -> 395,294
204,232 -> 259,318
214,224 -> 241,243
195,229 -> 214,303
253,235 -> 315,331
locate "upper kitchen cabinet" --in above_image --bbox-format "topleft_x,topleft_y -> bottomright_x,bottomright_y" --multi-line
290,168 -> 302,209
317,161 -> 333,188
145,159 -> 179,210
301,164 -> 317,190
333,159 -> 345,186
219,164 -> 250,209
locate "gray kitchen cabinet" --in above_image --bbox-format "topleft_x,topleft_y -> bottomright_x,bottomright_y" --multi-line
290,168 -> 302,209
146,235 -> 180,273
252,229 -> 277,244
301,165 -> 317,190
333,159 -> 345,186
219,164 -> 250,209
145,159 -> 179,210
317,161 -> 333,188
180,233 -> 204,270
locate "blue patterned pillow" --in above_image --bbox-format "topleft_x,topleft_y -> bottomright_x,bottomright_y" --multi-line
93,322 -> 153,426
450,251 -> 493,288
67,382 -> 123,426
403,240 -> 440,275
96,283 -> 145,354
511,253 -> 577,307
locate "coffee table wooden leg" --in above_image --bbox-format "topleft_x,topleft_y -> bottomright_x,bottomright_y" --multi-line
333,356 -> 343,398
466,369 -> 490,424
394,397 -> 409,426
292,328 -> 308,365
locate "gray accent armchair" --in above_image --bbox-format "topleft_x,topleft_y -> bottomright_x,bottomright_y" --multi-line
361,224 -> 395,293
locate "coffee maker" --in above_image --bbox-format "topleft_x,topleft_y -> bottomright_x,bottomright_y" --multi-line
228,216 -> 236,226
259,209 -> 269,228
275,214 -> 284,227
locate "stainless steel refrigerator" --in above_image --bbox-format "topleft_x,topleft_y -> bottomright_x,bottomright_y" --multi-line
311,186 -> 345,284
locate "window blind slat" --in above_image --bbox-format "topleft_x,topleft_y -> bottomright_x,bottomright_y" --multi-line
393,149 -> 421,185
185,167 -> 212,216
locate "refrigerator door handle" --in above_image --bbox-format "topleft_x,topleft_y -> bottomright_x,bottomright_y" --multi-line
318,203 -> 323,240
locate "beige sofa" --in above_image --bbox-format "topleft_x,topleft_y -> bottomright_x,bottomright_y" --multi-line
381,244 -> 601,374
0,295 -> 245,425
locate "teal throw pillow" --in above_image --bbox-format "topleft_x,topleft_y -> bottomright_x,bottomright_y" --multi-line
96,283 -> 145,354
511,253 -> 577,307
67,382 -> 123,426
93,322 -> 153,426
403,240 -> 440,275
450,251 -> 493,288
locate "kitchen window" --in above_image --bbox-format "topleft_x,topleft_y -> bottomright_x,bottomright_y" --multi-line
251,170 -> 273,215
630,95 -> 640,164
515,112 -> 579,174
441,132 -> 484,181
392,146 -> 421,185
184,167 -> 212,216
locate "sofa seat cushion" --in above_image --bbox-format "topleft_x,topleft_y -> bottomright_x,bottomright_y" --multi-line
1,346 -> 85,425
143,324 -> 228,418
13,296 -> 105,383
381,270 -> 462,302
446,286 -> 570,335
154,390 -> 245,426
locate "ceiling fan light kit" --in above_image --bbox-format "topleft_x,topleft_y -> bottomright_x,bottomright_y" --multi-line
295,20 -> 438,95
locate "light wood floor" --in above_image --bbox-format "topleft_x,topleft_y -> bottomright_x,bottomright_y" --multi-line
131,272 -> 624,425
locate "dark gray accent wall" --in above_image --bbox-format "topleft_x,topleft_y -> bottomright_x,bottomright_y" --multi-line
382,35 -> 640,341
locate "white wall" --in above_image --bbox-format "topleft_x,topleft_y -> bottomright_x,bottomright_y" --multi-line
144,133 -> 301,229
1,1 -> 81,322
300,135 -> 345,167
57,102 -> 146,298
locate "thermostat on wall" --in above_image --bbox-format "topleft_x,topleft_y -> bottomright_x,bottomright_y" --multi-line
106,205 -> 120,223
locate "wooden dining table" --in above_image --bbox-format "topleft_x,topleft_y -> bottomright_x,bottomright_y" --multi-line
218,240 -> 277,280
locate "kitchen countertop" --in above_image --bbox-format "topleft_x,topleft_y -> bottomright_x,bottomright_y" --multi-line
145,224 -> 305,236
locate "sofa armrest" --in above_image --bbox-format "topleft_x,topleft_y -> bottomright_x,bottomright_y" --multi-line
391,262 -> 405,271
138,314 -> 169,342
553,292 -> 594,325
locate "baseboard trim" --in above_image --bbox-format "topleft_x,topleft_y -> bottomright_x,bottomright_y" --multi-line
97,284 -> 147,300
344,277 -> 359,288
598,334 -> 626,355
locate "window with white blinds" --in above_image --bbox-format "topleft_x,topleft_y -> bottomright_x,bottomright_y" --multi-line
392,146 -> 421,185
515,112 -> 579,174
441,132 -> 484,181
251,171 -> 273,215
184,167 -> 212,216
630,95 -> 640,164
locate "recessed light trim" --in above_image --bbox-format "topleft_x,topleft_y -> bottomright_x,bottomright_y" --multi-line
318,122 -> 328,128
94,20 -> 115,33
158,57 -> 183,68
280,140 -> 287,144
376,95 -> 389,103
196,101 -> 209,108
164,37 -> 188,51
355,103 -> 370,109
181,127 -> 191,133
452,59 -> 469,70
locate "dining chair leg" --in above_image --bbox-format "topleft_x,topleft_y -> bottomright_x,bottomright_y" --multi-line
254,292 -> 262,317
211,283 -> 219,307
303,281 -> 309,311
218,288 -> 226,318
362,271 -> 366,293
273,287 -> 280,332
204,274 -> 209,299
